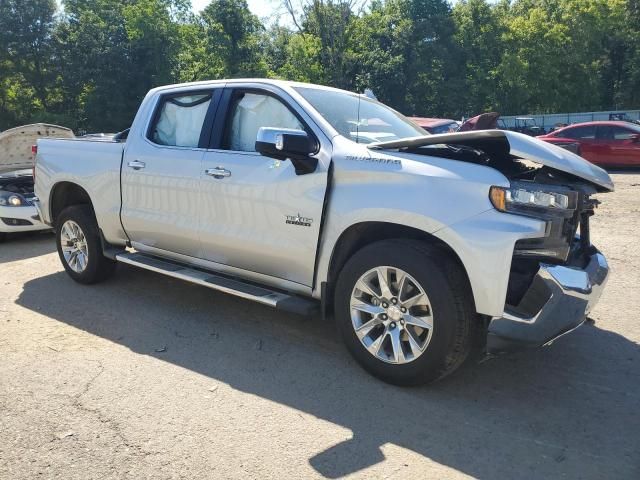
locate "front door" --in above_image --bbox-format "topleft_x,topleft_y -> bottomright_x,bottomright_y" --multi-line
199,87 -> 330,287
121,89 -> 219,256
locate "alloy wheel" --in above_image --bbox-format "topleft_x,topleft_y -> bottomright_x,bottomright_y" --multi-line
349,266 -> 434,364
60,220 -> 89,273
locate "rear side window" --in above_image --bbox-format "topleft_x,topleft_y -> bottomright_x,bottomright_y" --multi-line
556,125 -> 596,140
597,125 -> 635,140
150,93 -> 212,147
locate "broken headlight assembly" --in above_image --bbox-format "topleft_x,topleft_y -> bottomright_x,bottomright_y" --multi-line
489,183 -> 576,214
490,182 -> 581,261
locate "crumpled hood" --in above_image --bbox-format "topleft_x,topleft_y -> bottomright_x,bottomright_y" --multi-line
369,129 -> 614,192
0,123 -> 74,173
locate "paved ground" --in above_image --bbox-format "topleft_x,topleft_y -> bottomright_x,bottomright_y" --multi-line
1,172 -> 639,479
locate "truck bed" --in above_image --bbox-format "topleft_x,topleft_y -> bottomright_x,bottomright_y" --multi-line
35,137 -> 126,241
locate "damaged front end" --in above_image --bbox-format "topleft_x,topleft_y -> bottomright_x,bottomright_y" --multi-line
370,130 -> 613,352
488,178 -> 609,351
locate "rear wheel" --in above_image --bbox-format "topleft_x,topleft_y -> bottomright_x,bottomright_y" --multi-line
55,205 -> 116,284
334,239 -> 474,386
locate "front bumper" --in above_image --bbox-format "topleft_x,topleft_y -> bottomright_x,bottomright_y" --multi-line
0,204 -> 50,233
487,249 -> 609,352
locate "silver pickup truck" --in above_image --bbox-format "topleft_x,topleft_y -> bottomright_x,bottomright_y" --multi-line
35,79 -> 613,385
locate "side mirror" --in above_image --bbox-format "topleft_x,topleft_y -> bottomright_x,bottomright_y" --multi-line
256,127 -> 319,175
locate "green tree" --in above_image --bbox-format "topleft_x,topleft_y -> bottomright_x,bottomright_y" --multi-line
201,0 -> 268,78
0,0 -> 58,128
56,0 -> 186,131
348,0 -> 463,117
452,0 -> 505,116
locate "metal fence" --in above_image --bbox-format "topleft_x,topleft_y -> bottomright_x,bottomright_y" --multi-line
500,110 -> 640,130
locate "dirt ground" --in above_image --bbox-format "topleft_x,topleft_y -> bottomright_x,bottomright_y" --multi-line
1,172 -> 639,480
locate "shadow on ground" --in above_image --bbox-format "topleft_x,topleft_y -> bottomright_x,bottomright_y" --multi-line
16,266 -> 640,479
0,231 -> 55,263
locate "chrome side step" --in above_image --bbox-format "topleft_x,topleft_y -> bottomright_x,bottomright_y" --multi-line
115,252 -> 318,316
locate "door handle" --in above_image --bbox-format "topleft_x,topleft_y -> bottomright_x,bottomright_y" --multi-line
128,160 -> 146,170
205,167 -> 231,179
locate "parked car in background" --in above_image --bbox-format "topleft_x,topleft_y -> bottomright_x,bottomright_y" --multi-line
458,112 -> 500,131
0,124 -> 74,242
538,121 -> 640,167
408,117 -> 459,134
512,117 -> 545,136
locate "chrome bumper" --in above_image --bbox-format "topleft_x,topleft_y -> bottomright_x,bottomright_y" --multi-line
487,250 -> 609,352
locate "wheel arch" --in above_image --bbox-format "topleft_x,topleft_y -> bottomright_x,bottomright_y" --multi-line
49,181 -> 94,225
323,221 -> 476,317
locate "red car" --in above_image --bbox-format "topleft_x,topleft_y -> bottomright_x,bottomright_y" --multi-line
538,121 -> 640,167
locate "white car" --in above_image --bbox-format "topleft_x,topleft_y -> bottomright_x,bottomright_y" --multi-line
0,124 -> 74,241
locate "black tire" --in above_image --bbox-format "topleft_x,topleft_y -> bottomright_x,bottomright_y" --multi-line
334,239 -> 475,386
55,205 -> 116,284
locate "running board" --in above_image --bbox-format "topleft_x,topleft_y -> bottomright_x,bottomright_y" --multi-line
115,252 -> 318,316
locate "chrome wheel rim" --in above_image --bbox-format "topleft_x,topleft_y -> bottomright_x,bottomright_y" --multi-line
60,220 -> 89,273
350,266 -> 434,364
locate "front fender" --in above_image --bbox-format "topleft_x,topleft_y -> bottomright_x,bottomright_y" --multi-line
313,145 -> 546,316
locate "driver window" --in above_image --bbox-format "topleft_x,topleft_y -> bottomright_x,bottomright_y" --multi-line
226,93 -> 304,152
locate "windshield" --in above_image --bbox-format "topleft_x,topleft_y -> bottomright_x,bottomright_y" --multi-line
429,122 -> 459,134
295,87 -> 426,144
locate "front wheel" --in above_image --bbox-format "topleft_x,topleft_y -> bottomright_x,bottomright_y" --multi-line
55,205 -> 116,284
334,239 -> 475,386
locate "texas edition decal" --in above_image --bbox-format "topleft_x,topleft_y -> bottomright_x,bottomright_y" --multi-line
286,213 -> 313,227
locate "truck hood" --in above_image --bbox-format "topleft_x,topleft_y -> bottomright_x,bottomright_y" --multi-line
0,123 -> 74,174
369,130 -> 614,192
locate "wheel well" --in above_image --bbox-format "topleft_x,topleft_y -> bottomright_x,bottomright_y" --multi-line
50,182 -> 93,224
324,222 -> 473,314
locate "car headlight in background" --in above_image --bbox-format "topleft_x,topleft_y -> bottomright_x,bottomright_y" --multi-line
489,184 -> 576,215
0,192 -> 31,207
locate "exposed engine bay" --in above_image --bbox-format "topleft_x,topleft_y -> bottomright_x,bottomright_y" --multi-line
0,171 -> 36,198
0,170 -> 33,197
370,130 -> 612,318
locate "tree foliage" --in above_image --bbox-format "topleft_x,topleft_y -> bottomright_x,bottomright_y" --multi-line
1,0 -> 639,131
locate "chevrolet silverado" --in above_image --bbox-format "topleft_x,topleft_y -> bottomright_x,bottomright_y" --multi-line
34,80 -> 613,385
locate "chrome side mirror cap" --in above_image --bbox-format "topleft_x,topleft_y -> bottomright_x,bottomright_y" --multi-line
256,127 -> 319,175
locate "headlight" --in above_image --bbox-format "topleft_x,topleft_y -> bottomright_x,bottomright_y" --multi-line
489,184 -> 575,215
0,192 -> 29,207
490,182 -> 581,262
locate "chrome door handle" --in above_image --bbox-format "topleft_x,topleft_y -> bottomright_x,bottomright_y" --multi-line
128,160 -> 146,170
205,167 -> 231,179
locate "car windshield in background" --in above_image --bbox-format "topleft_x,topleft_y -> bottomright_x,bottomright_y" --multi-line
429,122 -> 459,134
295,87 -> 426,144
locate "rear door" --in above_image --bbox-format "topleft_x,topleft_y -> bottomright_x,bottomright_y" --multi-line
595,125 -> 640,166
121,88 -> 221,256
198,85 -> 331,287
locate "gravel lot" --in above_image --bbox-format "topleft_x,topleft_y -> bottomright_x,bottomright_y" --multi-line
1,172 -> 639,479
